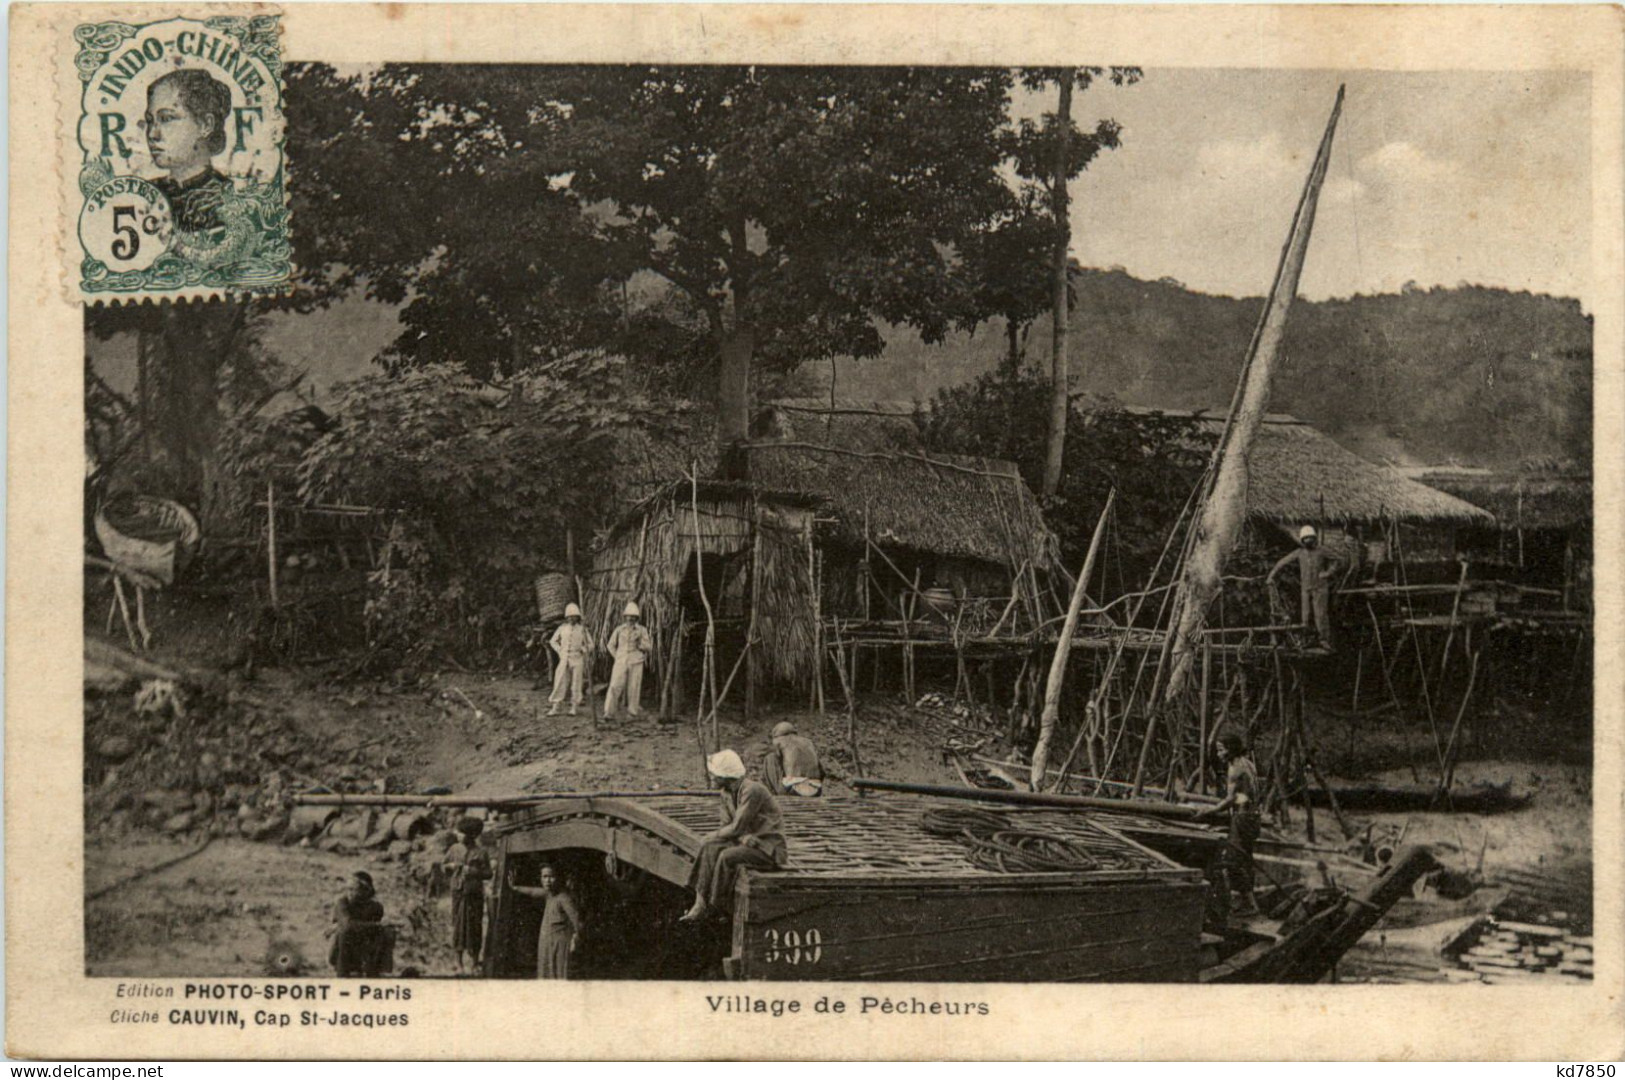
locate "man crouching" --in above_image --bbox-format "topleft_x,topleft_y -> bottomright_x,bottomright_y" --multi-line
679,749 -> 788,922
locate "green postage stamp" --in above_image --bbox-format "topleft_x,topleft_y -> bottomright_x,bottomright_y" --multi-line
73,13 -> 290,298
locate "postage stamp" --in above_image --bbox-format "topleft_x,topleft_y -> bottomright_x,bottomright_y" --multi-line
72,13 -> 290,298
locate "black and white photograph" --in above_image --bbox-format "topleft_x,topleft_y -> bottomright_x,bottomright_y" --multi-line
74,55 -> 1600,992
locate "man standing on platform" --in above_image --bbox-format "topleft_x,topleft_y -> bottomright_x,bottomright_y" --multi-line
1267,525 -> 1340,651
547,603 -> 593,717
604,602 -> 653,719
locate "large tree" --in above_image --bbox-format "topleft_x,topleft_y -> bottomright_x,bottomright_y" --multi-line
1005,67 -> 1139,497
290,65 -> 1025,454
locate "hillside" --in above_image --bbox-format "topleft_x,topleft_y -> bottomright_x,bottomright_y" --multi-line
812,269 -> 1593,469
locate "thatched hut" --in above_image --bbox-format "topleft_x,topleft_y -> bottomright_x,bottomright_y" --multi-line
1405,466 -> 1592,602
1101,407 -> 1493,572
583,405 -> 1061,708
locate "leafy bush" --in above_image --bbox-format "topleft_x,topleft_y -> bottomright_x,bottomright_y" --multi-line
293,359 -> 676,664
925,366 -> 1211,595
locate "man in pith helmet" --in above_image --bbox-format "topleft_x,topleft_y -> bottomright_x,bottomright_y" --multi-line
547,602 -> 593,717
761,720 -> 824,797
680,749 -> 788,922
603,601 -> 654,719
1267,524 -> 1340,651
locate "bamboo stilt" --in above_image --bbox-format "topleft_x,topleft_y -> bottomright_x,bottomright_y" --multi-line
1033,489 -> 1115,791
1437,559 -> 1470,685
112,576 -> 140,652
689,468 -> 719,760
1197,638 -> 1211,792
1437,643 -> 1482,799
745,497 -> 763,724
135,586 -> 150,650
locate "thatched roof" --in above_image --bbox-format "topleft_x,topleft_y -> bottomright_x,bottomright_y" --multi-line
1103,407 -> 1494,526
1404,468 -> 1592,530
744,441 -> 1059,571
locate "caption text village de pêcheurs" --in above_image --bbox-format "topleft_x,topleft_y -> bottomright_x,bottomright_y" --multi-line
707,994 -> 990,1018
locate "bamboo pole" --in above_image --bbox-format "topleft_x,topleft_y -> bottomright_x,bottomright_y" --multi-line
807,524 -> 825,714
689,468 -> 719,759
112,576 -> 140,651
1276,653 -> 1316,843
905,568 -> 921,705
1164,86 -> 1345,707
1436,642 -> 1481,798
853,778 -> 1207,821
266,479 -> 279,608
1198,637 -> 1212,791
830,618 -> 864,782
1030,489 -> 1115,790
861,506 -> 872,621
1437,558 -> 1470,684
1295,668 -> 1351,837
745,496 -> 763,724
294,790 -> 716,808
986,560 -> 1028,640
577,574 -> 602,730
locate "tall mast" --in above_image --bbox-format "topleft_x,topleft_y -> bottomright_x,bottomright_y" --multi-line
1159,86 -> 1346,710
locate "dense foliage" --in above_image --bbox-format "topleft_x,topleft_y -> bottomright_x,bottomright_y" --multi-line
924,366 -> 1211,593
282,360 -> 676,663
284,64 -> 1046,448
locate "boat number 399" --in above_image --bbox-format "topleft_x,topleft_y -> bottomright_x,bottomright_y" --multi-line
762,928 -> 823,965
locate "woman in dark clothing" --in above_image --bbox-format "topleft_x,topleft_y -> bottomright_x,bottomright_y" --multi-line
329,871 -> 386,977
1198,731 -> 1263,920
449,817 -> 492,974
508,864 -> 584,979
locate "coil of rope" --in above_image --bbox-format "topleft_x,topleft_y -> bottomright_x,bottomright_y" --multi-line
920,806 -> 1143,874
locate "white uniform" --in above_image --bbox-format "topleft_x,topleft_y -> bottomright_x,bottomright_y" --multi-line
604,621 -> 654,718
548,622 -> 593,712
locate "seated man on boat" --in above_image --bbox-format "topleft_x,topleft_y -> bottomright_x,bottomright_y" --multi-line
679,749 -> 789,922
1196,731 -> 1263,920
761,721 -> 824,797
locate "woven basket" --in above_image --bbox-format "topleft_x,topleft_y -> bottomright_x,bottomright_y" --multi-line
534,572 -> 574,622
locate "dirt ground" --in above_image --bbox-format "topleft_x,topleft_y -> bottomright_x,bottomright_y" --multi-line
83,644 -> 965,978
83,625 -> 1593,982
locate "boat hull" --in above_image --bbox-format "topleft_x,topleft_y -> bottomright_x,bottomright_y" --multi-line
728,872 -> 1206,982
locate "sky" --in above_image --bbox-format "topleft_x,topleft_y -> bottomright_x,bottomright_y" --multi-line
1029,68 -> 1592,309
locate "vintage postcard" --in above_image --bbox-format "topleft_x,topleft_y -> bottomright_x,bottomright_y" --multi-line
8,2 -> 1623,1061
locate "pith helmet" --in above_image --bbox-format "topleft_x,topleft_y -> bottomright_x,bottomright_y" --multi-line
772,721 -> 797,738
624,602 -> 641,617
1298,525 -> 1318,542
564,602 -> 582,618
706,749 -> 746,779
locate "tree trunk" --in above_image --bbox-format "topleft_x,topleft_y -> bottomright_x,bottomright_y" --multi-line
1042,75 -> 1074,499
717,323 -> 755,476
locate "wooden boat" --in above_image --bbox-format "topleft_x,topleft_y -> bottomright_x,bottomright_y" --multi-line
475,792 -> 1435,983
483,794 -> 1208,982
1307,781 -> 1529,815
